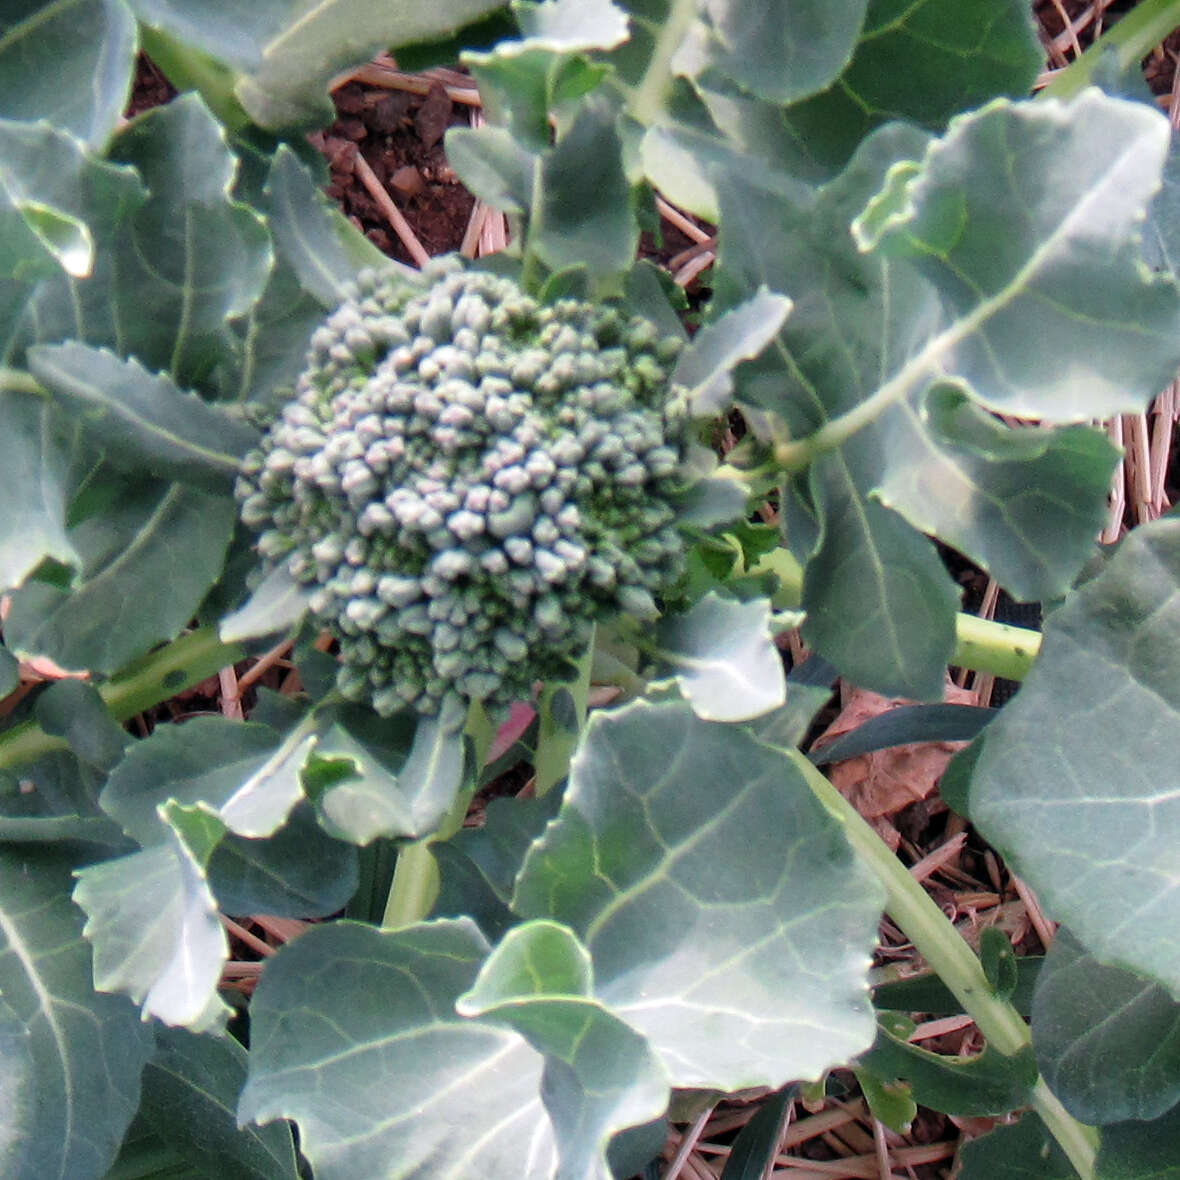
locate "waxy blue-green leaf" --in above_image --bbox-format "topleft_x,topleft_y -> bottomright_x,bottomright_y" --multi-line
4,476 -> 237,675
209,805 -> 358,919
958,1114 -> 1074,1180
0,849 -> 154,1179
687,0 -> 867,106
317,695 -> 467,844
0,643 -> 18,698
781,0 -> 1042,175
856,92 -> 1180,420
33,680 -> 127,773
219,564 -> 311,645
240,919 -> 559,1179
458,921 -> 670,1180
265,147 -> 396,308
513,0 -> 630,52
445,125 -> 538,215
100,718 -> 279,847
1032,928 -> 1180,1125
1098,1103 -> 1180,1179
801,454 -> 959,699
73,801 -> 230,1032
513,700 -> 883,1091
28,344 -> 259,492
232,0 -> 507,129
671,287 -> 792,417
127,0 -> 291,70
652,592 -> 785,721
970,513 -> 1180,997
0,0 -> 137,149
138,1025 -> 299,1180
217,727 -> 317,840
0,392 -> 78,591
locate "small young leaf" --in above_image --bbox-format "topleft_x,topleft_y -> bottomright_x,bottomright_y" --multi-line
444,125 -> 538,215
219,564 -> 311,644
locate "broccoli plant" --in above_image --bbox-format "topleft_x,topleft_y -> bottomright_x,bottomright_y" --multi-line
3,2 -> 1180,1179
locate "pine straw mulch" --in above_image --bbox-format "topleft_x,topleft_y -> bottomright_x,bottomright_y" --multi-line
8,3 -> 1175,1178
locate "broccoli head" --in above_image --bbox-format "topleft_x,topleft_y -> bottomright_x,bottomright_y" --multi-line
237,256 -> 690,715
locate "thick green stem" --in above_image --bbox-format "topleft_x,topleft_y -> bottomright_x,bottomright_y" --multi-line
381,701 -> 495,930
0,626 -> 244,771
787,750 -> 1100,1177
533,637 -> 594,797
1040,0 -> 1180,100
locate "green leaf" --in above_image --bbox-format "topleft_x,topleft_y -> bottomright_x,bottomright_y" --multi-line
33,679 -> 128,772
856,93 -> 1180,420
858,1015 -> 1038,1116
0,0 -> 137,149
317,697 -> 467,844
0,392 -> 79,591
689,0 -> 868,105
444,125 -> 538,215
265,146 -> 395,308
533,96 -> 637,280
958,1113 -> 1075,1180
4,476 -> 237,675
512,0 -> 630,51
718,1087 -> 793,1179
670,287 -> 792,417
100,718 -> 280,846
0,643 -> 17,698
1098,1103 -> 1180,1179
138,1026 -> 299,1180
1032,928 -> 1180,1124
873,958 -> 1043,1022
219,564 -> 311,645
513,699 -> 884,1091
0,848 -> 155,1179
809,702 -> 993,766
73,801 -> 230,1031
208,804 -> 358,919
969,513 -> 1180,996
232,0 -> 508,129
239,919 -> 559,1179
781,0 -> 1042,174
126,0 -> 291,71
651,592 -> 786,721
27,344 -> 259,492
458,921 -> 670,1180
801,454 -> 959,699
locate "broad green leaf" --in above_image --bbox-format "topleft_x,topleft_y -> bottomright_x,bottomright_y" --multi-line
513,700 -> 883,1091
533,97 -> 637,280
858,1016 -> 1038,1116
445,125 -> 538,215
969,514 -> 1180,996
801,455 -> 959,699
856,93 -> 1180,420
265,146 -> 394,308
126,0 -> 291,70
100,718 -> 280,846
317,696 -> 467,844
718,1087 -> 793,1180
73,801 -> 230,1031
512,0 -> 630,51
233,0 -> 508,129
688,0 -> 867,106
239,919 -> 559,1179
138,1026 -> 299,1180
219,564 -> 311,644
209,804 -> 359,918
958,1114 -> 1074,1180
781,0 -> 1042,174
670,287 -> 792,417
4,476 -> 237,675
1098,1103 -> 1180,1179
0,392 -> 78,591
33,680 -> 127,772
458,921 -> 670,1180
652,593 -> 785,721
0,848 -> 154,1179
27,344 -> 259,492
1032,928 -> 1180,1124
0,0 -> 136,149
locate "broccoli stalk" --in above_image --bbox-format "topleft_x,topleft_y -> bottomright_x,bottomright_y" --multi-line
237,257 -> 690,716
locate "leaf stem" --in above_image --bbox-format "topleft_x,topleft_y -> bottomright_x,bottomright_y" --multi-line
1039,0 -> 1180,100
787,750 -> 1100,1177
627,0 -> 698,125
0,626 -> 244,771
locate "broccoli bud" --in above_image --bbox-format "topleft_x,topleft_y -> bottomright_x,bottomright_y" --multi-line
237,256 -> 690,715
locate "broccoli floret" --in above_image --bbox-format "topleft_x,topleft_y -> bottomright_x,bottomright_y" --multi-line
237,256 -> 689,716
